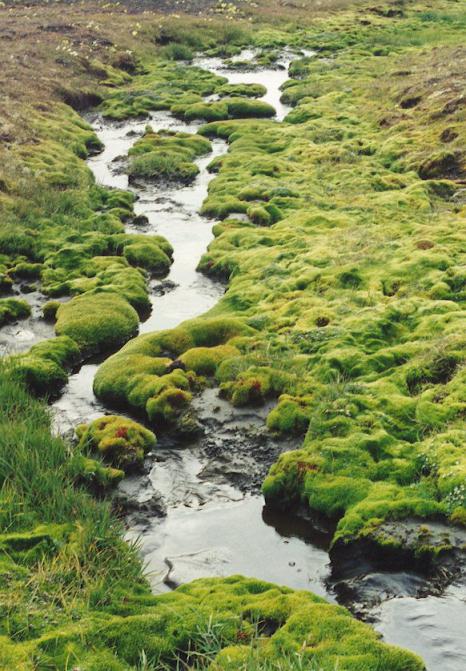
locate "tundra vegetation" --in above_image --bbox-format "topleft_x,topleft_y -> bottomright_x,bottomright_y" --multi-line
0,0 -> 464,669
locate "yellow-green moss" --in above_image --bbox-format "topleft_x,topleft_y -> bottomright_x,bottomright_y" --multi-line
76,415 -> 156,471
0,298 -> 31,326
55,292 -> 139,356
128,128 -> 212,184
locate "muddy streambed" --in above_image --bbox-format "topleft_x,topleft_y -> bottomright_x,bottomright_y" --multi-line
8,50 -> 464,669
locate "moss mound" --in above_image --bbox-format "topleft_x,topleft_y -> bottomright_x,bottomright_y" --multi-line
217,82 -> 267,98
0,575 -> 424,670
55,292 -> 139,356
101,62 -> 226,120
11,336 -> 81,396
175,97 -> 276,122
0,102 -> 173,395
128,128 -> 212,184
0,298 -> 31,326
76,415 -> 157,471
94,316 -> 255,428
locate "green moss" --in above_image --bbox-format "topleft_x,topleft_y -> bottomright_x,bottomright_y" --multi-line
11,336 -> 80,395
123,242 -> 171,275
55,292 -> 139,356
101,61 -> 226,120
76,415 -> 156,471
42,300 -> 61,322
247,204 -> 272,226
0,298 -> 31,326
175,97 -> 276,123
146,387 -> 193,426
266,395 -> 312,434
12,261 -> 42,279
127,128 -> 211,184
179,344 -> 240,376
72,455 -> 125,490
0,105 -> 173,395
4,3 -> 466,665
183,100 -> 230,122
129,152 -> 199,183
225,97 -> 276,119
0,572 -> 424,670
94,317 -> 255,426
217,82 -> 267,98
181,6 -> 466,552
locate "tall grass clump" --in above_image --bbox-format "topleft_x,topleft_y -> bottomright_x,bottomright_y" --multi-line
0,362 -> 145,607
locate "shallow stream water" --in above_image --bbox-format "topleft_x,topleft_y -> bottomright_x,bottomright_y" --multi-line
8,50 -> 464,669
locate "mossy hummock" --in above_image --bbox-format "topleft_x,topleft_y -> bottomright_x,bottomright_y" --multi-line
127,128 -> 212,184
94,316 -> 255,429
0,574 -> 425,670
76,415 -> 157,471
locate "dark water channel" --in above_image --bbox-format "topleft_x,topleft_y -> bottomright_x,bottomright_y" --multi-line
5,49 -> 464,669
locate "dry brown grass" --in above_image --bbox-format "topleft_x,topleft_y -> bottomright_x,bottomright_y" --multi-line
0,0 -> 368,150
0,3 -> 157,141
246,0 -> 366,21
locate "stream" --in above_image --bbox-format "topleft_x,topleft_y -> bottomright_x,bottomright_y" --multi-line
6,50 -> 465,670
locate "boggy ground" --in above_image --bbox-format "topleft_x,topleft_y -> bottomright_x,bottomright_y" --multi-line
0,0 -> 464,669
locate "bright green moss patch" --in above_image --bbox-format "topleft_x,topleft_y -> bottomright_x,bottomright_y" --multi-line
218,82 -> 267,98
122,241 -> 171,276
94,317 -> 255,428
175,97 -> 276,122
266,394 -> 313,435
128,128 -> 212,184
182,3 -> 466,553
0,573 -> 425,670
0,298 -> 31,326
0,102 -> 173,393
72,454 -> 125,490
11,336 -> 80,396
179,343 -> 240,375
42,300 -> 61,321
100,61 -> 227,120
76,415 -> 157,471
55,292 -> 139,356
12,261 -> 42,279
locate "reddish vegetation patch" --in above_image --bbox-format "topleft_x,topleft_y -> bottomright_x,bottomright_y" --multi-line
115,426 -> 129,439
416,240 -> 435,250
297,461 -> 319,478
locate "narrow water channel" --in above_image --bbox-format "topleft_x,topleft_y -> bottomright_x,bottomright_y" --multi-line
35,50 -> 466,670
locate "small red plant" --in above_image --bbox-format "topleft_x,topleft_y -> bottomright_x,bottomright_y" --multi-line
296,461 -> 318,479
115,426 -> 129,439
